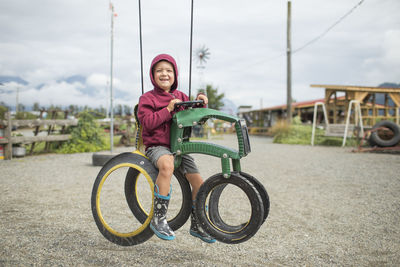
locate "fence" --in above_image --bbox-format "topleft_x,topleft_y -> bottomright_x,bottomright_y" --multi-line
0,112 -> 78,160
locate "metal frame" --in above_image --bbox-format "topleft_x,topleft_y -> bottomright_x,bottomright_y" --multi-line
342,100 -> 364,147
170,108 -> 250,178
311,102 -> 329,146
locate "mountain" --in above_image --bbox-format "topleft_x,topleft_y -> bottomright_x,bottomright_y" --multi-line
0,76 -> 28,85
58,75 -> 86,84
57,75 -> 99,96
0,74 -> 125,100
378,82 -> 400,88
375,83 -> 399,105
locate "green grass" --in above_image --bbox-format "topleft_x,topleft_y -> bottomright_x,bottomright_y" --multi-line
272,122 -> 359,147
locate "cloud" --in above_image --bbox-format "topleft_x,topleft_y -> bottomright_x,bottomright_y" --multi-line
86,73 -> 108,88
360,29 -> 400,84
382,30 -> 400,65
1,0 -> 399,111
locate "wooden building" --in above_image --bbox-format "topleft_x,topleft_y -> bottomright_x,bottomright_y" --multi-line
240,84 -> 400,128
311,84 -> 400,126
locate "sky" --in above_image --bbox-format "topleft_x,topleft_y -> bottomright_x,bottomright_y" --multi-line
0,0 -> 399,112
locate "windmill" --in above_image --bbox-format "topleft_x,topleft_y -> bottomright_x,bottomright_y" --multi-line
195,45 -> 210,68
194,45 -> 210,90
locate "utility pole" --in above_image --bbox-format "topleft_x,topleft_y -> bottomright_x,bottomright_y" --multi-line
109,2 -> 115,153
16,86 -> 20,113
286,1 -> 292,123
106,81 -> 109,118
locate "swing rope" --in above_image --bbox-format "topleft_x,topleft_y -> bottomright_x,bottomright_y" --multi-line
188,0 -> 194,99
137,0 -> 195,98
138,0 -> 144,95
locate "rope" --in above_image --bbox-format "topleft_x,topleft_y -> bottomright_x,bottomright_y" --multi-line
137,0 -> 194,97
138,0 -> 144,95
188,0 -> 194,99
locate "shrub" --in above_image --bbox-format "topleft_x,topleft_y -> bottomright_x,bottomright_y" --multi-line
0,105 -> 8,120
57,111 -> 108,153
272,120 -> 358,146
269,120 -> 291,142
15,111 -> 38,120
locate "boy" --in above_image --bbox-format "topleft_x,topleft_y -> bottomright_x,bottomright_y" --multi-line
137,54 -> 215,243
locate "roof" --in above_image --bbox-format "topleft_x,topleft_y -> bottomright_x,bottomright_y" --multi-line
255,98 -> 326,112
311,84 -> 400,93
249,95 -> 386,113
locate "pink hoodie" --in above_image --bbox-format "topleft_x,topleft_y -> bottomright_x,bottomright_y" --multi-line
138,54 -> 200,149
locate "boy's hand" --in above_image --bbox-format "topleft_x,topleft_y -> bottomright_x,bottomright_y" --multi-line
167,99 -> 182,112
196,94 -> 208,105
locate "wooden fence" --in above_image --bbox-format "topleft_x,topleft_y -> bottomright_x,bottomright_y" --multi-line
0,112 -> 78,160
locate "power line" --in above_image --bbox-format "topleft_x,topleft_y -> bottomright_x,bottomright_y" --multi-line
242,0 -> 366,69
293,0 -> 365,54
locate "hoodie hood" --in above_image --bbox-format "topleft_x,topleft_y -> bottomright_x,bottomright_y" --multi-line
150,54 -> 178,92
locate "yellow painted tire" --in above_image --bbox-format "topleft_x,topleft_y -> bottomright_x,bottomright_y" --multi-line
91,152 -> 157,246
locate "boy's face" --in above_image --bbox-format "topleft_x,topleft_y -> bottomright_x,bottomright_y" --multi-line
153,61 -> 175,92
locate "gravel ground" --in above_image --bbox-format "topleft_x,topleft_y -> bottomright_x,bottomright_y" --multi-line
1,135 -> 399,266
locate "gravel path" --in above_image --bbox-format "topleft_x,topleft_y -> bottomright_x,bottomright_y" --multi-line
1,135 -> 399,266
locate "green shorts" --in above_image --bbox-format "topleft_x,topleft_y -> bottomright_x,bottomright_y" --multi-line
146,146 -> 199,175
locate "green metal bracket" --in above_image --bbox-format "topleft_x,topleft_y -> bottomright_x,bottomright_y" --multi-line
170,108 -> 251,175
232,158 -> 241,172
221,157 -> 231,178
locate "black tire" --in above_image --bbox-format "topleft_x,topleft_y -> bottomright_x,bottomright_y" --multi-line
124,168 -> 192,231
369,120 -> 400,147
91,152 -> 157,246
92,152 -> 118,166
195,172 -> 264,244
208,172 -> 270,233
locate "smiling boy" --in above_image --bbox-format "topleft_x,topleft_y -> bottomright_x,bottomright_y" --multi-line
137,54 -> 215,243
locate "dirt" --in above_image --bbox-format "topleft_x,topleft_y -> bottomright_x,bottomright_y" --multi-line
1,135 -> 399,266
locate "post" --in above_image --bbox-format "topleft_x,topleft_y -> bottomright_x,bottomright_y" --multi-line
110,3 -> 115,153
16,86 -> 20,113
5,112 -> 12,160
286,1 -> 292,123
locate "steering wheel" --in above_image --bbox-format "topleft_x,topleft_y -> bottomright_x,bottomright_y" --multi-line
174,100 -> 204,109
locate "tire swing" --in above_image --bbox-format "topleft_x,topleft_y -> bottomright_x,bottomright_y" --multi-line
92,0 -> 270,246
207,172 -> 270,235
194,172 -> 265,244
369,120 -> 400,147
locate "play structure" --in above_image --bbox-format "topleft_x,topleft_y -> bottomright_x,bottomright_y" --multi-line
311,100 -> 364,147
91,1 -> 269,246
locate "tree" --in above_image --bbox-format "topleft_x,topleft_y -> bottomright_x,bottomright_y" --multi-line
98,106 -> 106,117
32,102 -> 40,111
116,104 -> 123,116
123,105 -> 132,116
0,102 -> 8,120
17,103 -> 25,112
198,84 -> 224,110
68,105 -> 76,115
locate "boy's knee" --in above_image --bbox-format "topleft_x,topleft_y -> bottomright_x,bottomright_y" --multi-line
157,155 -> 174,175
